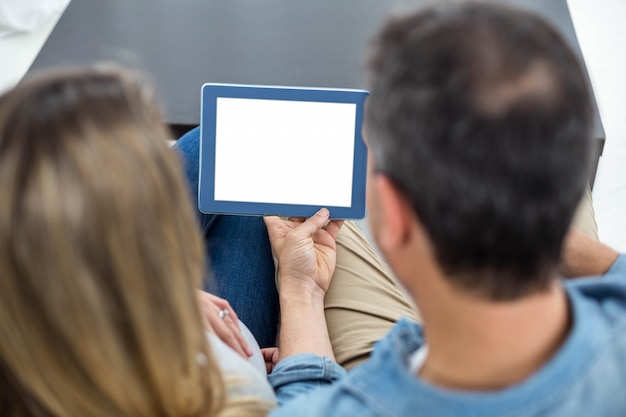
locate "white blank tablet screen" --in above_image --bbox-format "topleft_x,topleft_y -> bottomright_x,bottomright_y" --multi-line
214,97 -> 356,207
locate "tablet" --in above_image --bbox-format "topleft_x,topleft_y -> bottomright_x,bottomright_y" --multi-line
198,83 -> 369,219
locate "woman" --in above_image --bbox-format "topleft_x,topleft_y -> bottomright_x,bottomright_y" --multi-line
0,67 -> 274,417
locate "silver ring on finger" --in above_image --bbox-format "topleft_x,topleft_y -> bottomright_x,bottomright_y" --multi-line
218,309 -> 229,320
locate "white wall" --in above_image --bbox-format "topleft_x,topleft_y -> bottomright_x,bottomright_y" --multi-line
568,0 -> 626,251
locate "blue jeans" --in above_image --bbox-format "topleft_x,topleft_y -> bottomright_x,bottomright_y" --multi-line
174,127 -> 279,347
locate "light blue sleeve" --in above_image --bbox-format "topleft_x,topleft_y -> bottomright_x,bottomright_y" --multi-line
601,254 -> 626,283
268,353 -> 347,405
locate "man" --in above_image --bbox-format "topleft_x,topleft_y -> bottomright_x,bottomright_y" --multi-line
264,3 -> 626,416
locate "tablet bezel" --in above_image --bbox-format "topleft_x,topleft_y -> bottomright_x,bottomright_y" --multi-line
199,83 -> 369,219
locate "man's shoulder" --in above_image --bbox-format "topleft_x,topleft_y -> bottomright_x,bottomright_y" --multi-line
269,381 -> 374,417
270,319 -> 425,417
563,255 -> 626,377
269,361 -> 407,417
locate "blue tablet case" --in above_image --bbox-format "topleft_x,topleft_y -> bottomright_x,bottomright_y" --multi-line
199,83 -> 369,219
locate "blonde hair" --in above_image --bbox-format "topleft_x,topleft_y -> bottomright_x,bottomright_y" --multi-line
0,67 -> 272,417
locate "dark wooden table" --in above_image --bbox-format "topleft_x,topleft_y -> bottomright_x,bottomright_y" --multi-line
27,0 -> 605,184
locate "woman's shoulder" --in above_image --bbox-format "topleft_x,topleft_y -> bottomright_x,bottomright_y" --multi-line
207,333 -> 277,404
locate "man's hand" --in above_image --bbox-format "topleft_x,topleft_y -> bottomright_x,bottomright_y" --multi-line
261,347 -> 280,374
561,227 -> 619,278
264,208 -> 343,361
264,208 -> 344,299
197,291 -> 253,358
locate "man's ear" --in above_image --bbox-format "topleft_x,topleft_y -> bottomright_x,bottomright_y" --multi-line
371,174 -> 414,252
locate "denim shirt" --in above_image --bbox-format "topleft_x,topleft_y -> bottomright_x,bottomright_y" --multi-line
269,255 -> 626,417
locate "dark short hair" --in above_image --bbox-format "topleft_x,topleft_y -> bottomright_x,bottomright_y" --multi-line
366,3 -> 594,300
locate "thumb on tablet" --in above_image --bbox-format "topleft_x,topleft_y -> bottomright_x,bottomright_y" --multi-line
264,208 -> 340,294
294,208 -> 330,237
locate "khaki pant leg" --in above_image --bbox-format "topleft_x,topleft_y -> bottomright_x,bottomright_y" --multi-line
572,185 -> 598,240
324,221 -> 420,370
